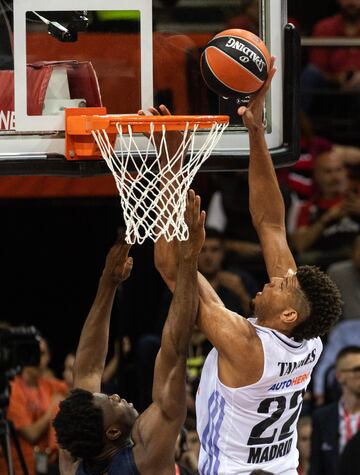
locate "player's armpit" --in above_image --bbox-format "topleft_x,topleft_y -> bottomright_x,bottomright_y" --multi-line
198,301 -> 264,387
257,225 -> 297,279
132,402 -> 181,471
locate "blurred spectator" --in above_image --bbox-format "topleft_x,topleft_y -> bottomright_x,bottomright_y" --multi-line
313,321 -> 360,405
183,417 -> 200,474
187,329 -> 212,390
297,416 -> 312,475
175,428 -> 196,475
227,0 -> 260,34
339,429 -> 360,474
291,149 -> 360,267
0,362 -> 68,475
62,339 -> 129,393
198,227 -> 253,316
302,0 -> 360,114
226,0 -> 300,34
309,346 -> 360,475
328,235 -> 360,319
39,338 -> 56,379
206,173 -> 287,285
62,352 -> 75,388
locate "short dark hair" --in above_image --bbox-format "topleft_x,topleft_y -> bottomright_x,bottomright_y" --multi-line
292,265 -> 342,341
53,388 -> 105,460
336,346 -> 360,363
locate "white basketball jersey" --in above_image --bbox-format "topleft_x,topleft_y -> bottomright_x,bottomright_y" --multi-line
196,318 -> 323,475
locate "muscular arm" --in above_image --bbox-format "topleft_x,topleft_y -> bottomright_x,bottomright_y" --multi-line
241,58 -> 297,278
155,208 -> 261,387
73,241 -> 132,392
135,192 -> 201,466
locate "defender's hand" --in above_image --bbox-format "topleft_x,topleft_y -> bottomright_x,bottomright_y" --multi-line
181,189 -> 206,259
238,56 -> 276,132
102,239 -> 133,285
138,104 -> 184,164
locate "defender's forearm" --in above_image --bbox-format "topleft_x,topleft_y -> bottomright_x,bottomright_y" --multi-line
248,129 -> 286,230
73,277 -> 117,381
163,256 -> 198,356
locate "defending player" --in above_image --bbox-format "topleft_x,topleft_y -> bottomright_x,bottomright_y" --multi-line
54,190 -> 205,475
155,58 -> 342,474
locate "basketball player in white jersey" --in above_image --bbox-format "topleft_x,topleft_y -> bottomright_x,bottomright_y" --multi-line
154,57 -> 342,474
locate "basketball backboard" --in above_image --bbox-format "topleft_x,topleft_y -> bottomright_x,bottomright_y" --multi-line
0,0 -> 300,176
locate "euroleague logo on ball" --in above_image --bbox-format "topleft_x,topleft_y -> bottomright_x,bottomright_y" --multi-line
225,37 -> 266,73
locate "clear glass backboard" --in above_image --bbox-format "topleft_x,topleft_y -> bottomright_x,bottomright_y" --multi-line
0,0 -> 300,175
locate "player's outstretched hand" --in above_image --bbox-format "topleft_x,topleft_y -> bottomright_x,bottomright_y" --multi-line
181,189 -> 206,259
102,238 -> 133,285
237,56 -> 276,132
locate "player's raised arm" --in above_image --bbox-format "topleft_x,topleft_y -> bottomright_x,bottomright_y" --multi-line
238,57 -> 297,279
133,190 -> 203,466
72,239 -> 133,392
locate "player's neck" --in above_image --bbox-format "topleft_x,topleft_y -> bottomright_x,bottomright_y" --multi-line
92,439 -> 132,467
343,391 -> 360,414
255,319 -> 292,338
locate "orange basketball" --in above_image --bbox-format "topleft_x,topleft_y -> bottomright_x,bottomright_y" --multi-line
201,29 -> 271,102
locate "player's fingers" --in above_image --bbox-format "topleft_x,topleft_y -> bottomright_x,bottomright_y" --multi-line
118,241 -> 132,259
148,107 -> 160,116
199,210 -> 206,226
237,106 -> 247,116
259,65 -> 276,96
138,109 -> 146,115
269,55 -> 276,70
195,194 -> 201,220
159,104 -> 172,116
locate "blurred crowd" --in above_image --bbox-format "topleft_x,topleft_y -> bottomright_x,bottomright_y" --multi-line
1,1 -> 360,474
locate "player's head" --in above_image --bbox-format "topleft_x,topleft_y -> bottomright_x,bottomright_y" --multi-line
252,265 -> 342,341
54,389 -> 139,460
335,346 -> 360,397
198,228 -> 225,279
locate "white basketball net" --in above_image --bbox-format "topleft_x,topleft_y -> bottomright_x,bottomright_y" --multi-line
92,120 -> 228,244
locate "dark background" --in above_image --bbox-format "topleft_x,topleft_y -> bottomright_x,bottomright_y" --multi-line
0,0 -> 345,375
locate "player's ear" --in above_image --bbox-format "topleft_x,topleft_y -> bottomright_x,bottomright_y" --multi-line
105,425 -> 122,441
279,308 -> 298,324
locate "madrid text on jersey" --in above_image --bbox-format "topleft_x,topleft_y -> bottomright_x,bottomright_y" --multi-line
247,438 -> 292,464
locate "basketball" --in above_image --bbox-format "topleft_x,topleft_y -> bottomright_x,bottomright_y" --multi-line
200,29 -> 271,101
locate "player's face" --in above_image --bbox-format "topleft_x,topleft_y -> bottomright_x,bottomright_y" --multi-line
253,274 -> 300,319
336,354 -> 360,396
93,393 -> 139,440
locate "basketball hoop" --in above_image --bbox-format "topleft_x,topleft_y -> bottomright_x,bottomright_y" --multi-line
65,108 -> 229,244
